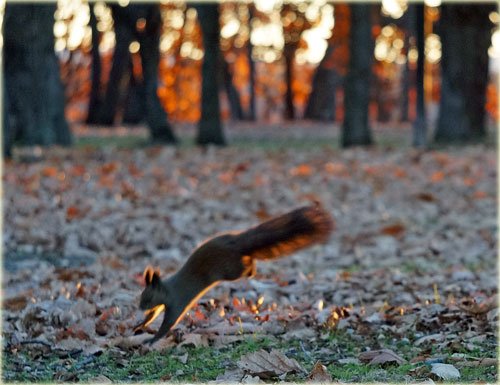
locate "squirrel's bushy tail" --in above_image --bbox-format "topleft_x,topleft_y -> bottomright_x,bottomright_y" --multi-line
235,203 -> 334,261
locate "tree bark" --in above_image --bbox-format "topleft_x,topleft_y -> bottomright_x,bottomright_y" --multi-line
99,4 -> 177,142
435,4 -> 494,143
99,4 -> 133,126
86,3 -> 102,125
283,45 -> 296,120
412,3 -> 427,147
220,54 -> 244,120
341,4 -> 374,147
4,4 -> 72,148
136,5 -> 177,143
3,78 -> 12,157
246,4 -> 257,121
304,45 -> 338,121
123,68 -> 146,124
194,3 -> 226,145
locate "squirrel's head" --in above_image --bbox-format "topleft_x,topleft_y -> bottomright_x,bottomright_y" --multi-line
139,266 -> 165,310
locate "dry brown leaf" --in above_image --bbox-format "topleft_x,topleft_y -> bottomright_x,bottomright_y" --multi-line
88,374 -> 112,383
4,295 -> 29,311
237,349 -> 305,379
178,333 -> 209,348
358,349 -> 406,366
380,223 -> 406,237
307,361 -> 332,383
215,368 -> 246,383
458,296 -> 498,315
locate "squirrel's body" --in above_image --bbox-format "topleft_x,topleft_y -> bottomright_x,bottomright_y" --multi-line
137,203 -> 333,344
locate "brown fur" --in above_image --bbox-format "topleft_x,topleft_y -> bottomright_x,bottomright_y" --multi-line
136,203 -> 334,344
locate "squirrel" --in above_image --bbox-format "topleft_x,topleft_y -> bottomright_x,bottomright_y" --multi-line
134,203 -> 334,345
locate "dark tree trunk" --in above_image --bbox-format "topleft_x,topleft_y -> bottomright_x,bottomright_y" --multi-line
99,4 -> 133,126
400,32 -> 411,122
412,3 -> 427,147
194,3 -> 226,145
304,45 -> 338,121
283,45 -> 295,120
101,4 -> 177,142
246,4 -> 256,121
341,4 -> 374,147
220,54 -> 244,120
3,4 -> 72,148
3,79 -> 12,158
123,68 -> 146,124
136,5 -> 177,143
86,3 -> 102,125
435,4 -> 494,143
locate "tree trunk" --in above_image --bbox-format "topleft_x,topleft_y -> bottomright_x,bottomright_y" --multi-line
86,3 -> 102,125
4,4 -> 72,148
412,3 -> 427,147
136,5 -> 177,143
246,4 -> 256,121
400,33 -> 410,122
194,3 -> 226,145
123,68 -> 146,124
435,4 -> 494,143
3,78 -> 12,157
99,4 -> 133,126
283,45 -> 296,120
304,45 -> 338,121
220,54 -> 244,120
341,4 -> 374,147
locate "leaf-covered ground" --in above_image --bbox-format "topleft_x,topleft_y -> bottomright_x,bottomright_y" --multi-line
2,125 -> 497,382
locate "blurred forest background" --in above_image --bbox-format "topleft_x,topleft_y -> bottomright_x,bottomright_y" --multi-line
2,0 -> 498,156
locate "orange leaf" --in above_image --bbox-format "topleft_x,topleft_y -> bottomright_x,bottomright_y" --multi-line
290,164 -> 313,177
473,190 -> 488,199
194,309 -> 206,321
70,164 -> 86,177
393,167 -> 407,178
42,166 -> 58,178
100,162 -> 119,175
463,177 -> 476,187
218,171 -> 234,184
324,162 -> 348,177
430,171 -> 445,183
66,206 -> 81,221
380,223 -> 406,237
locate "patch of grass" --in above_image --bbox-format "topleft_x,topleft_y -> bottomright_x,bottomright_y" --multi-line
75,135 -> 150,149
230,137 -> 338,152
3,332 -> 497,383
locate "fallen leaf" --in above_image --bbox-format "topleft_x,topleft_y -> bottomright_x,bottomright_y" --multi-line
237,349 -> 305,379
4,295 -> 28,311
380,223 -> 406,237
88,374 -> 112,383
358,349 -> 406,366
66,206 -> 81,221
430,363 -> 461,380
178,333 -> 209,348
214,368 -> 246,383
290,164 -> 313,177
338,357 -> 360,365
307,361 -> 332,383
415,192 -> 436,202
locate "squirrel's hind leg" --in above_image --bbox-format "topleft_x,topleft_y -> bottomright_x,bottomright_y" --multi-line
242,256 -> 256,278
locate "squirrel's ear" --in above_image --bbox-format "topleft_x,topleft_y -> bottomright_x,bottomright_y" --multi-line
151,270 -> 161,288
143,266 -> 154,285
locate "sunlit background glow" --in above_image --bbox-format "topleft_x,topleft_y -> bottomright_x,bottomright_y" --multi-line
4,0 -> 494,123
